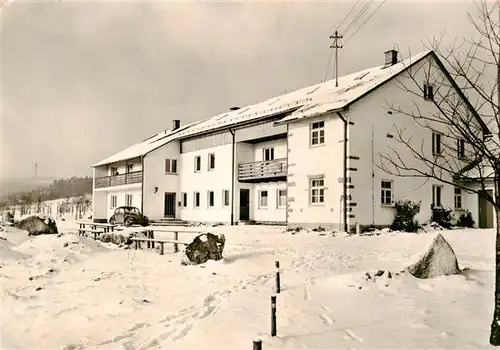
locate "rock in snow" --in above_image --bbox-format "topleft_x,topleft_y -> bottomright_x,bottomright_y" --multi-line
184,233 -> 226,265
17,215 -> 58,236
406,233 -> 460,279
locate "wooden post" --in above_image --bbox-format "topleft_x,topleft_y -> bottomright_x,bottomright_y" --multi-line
271,295 -> 277,337
174,231 -> 179,253
151,230 -> 155,249
159,242 -> 164,255
253,339 -> 262,350
275,261 -> 281,293
93,232 -> 97,241
146,231 -> 151,249
135,240 -> 138,250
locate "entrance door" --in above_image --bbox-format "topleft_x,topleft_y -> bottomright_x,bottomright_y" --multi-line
164,192 -> 176,218
239,189 -> 250,221
478,190 -> 494,228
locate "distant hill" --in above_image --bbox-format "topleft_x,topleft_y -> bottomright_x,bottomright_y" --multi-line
0,177 -> 55,198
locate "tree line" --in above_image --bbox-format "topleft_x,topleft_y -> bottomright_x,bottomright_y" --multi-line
0,176 -> 93,212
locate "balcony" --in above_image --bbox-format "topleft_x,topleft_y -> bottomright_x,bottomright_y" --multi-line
238,158 -> 287,183
95,171 -> 143,189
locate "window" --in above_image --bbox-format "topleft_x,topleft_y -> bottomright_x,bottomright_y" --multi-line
223,190 -> 230,206
277,189 -> 287,208
194,192 -> 200,208
126,164 -> 134,173
310,176 -> 325,204
454,187 -> 462,209
310,121 -> 325,146
110,195 -> 117,209
111,167 -> 118,175
381,180 -> 393,205
165,159 -> 177,173
194,156 -> 201,172
263,148 -> 275,161
125,194 -> 133,206
208,191 -> 215,207
181,192 -> 187,208
208,153 -> 216,170
259,190 -> 268,208
457,139 -> 465,159
432,185 -> 443,208
432,132 -> 442,155
424,83 -> 434,100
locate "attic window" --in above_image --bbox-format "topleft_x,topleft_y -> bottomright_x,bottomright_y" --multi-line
355,72 -> 370,80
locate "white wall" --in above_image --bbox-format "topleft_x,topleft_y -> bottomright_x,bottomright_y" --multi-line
179,137 -> 233,223
253,139 -> 287,161
143,141 -> 181,220
348,54 -> 485,228
287,113 -> 345,228
106,189 -> 142,220
253,182 -> 287,222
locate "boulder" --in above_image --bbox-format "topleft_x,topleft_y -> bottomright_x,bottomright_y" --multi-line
184,233 -> 226,265
407,233 -> 460,279
17,215 -> 58,236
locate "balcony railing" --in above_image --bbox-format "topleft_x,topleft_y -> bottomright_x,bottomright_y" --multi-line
95,171 -> 143,189
238,158 -> 287,183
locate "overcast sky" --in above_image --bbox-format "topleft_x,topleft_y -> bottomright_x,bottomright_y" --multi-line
1,0 -> 485,180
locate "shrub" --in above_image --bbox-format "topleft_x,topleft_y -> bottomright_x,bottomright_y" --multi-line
431,206 -> 454,229
457,210 -> 475,228
391,200 -> 421,232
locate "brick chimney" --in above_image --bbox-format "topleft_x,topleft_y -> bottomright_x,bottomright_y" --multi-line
172,119 -> 181,131
384,50 -> 398,67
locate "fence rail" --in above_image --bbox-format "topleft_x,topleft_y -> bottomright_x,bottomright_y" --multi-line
95,171 -> 143,189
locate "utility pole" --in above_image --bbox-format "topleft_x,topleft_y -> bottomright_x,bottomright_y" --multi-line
330,31 -> 343,87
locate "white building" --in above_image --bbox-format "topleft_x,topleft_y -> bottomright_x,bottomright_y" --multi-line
92,49 -> 494,231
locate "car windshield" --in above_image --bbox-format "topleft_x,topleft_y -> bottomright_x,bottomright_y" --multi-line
124,207 -> 140,215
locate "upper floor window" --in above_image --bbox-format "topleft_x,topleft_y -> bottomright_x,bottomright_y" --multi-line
126,164 -> 134,173
432,132 -> 442,155
424,83 -> 434,100
457,139 -> 465,159
165,159 -> 177,174
310,121 -> 325,146
111,167 -> 118,175
310,176 -> 325,204
194,156 -> 201,172
263,147 -> 275,161
208,153 -> 216,170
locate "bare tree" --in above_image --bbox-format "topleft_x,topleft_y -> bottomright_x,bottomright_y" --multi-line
376,0 -> 500,345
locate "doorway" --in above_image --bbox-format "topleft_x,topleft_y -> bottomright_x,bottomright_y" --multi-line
164,192 -> 176,219
478,190 -> 494,228
239,189 -> 250,221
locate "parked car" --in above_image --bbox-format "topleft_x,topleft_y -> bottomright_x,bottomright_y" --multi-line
109,206 -> 149,227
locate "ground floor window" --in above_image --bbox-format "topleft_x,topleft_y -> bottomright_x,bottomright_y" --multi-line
208,191 -> 215,207
454,187 -> 462,209
125,194 -> 133,206
310,176 -> 325,204
194,192 -> 200,208
432,185 -> 443,208
381,180 -> 393,205
110,195 -> 117,209
181,192 -> 187,207
223,190 -> 230,206
277,189 -> 287,208
259,190 -> 268,208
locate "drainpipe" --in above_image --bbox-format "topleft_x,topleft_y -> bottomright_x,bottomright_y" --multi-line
229,128 -> 235,226
140,155 -> 144,214
336,111 -> 348,233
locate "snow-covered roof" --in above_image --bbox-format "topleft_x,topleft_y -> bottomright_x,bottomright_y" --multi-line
94,50 -> 454,167
92,121 -> 201,167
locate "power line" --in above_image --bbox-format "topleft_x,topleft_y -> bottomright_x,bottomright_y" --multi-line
344,0 -> 386,44
342,0 -> 375,36
335,0 -> 362,33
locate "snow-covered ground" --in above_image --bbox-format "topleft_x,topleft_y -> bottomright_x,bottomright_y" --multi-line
0,219 -> 496,349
